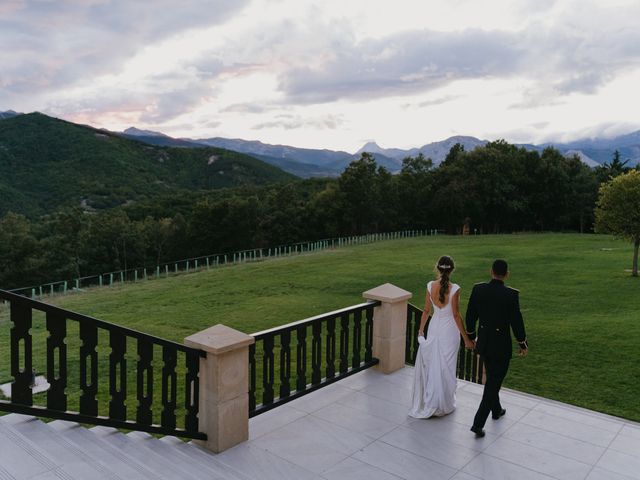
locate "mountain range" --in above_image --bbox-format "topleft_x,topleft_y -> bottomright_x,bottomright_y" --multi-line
3,109 -> 640,181
121,123 -> 640,176
0,112 -> 294,217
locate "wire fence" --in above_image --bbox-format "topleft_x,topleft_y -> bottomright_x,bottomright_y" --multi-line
7,229 -> 442,299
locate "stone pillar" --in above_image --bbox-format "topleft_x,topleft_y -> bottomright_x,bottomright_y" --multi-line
184,324 -> 254,453
362,283 -> 412,374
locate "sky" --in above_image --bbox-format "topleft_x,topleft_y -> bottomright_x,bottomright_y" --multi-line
2,0 -> 640,152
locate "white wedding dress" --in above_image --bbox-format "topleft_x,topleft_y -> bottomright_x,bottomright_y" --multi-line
409,281 -> 461,418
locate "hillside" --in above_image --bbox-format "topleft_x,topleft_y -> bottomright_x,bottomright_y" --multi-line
0,113 -> 295,217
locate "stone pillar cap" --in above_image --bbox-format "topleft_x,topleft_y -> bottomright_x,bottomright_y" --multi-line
363,283 -> 412,303
185,324 -> 254,354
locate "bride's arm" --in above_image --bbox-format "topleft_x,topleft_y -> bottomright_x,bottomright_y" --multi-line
452,290 -> 474,348
418,290 -> 432,336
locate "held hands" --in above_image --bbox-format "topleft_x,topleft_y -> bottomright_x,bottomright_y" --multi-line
463,337 -> 475,350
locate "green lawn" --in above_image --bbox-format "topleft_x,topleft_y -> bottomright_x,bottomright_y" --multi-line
1,233 -> 639,422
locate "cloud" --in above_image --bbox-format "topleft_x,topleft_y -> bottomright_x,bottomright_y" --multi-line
417,95 -> 463,108
0,0 -> 249,96
278,28 -> 524,104
271,2 -> 640,106
220,103 -> 268,114
252,114 -> 344,130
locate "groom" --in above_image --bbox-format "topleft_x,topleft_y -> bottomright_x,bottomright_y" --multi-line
465,259 -> 528,437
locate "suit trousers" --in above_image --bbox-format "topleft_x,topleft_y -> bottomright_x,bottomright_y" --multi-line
472,354 -> 511,429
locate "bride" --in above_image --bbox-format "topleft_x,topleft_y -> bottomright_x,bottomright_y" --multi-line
409,255 -> 474,418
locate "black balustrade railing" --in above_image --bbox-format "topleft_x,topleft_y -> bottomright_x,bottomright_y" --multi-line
405,303 -> 484,384
249,301 -> 380,417
0,289 -> 206,439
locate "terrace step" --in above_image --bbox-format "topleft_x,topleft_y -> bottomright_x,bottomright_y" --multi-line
0,414 -> 249,480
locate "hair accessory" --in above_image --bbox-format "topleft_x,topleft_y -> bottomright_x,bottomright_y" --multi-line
437,264 -> 452,269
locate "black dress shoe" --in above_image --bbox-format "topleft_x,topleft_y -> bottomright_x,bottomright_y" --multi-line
492,408 -> 506,420
470,425 -> 485,437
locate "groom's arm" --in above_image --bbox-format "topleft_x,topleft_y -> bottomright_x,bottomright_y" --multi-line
465,285 -> 479,340
509,288 -> 528,351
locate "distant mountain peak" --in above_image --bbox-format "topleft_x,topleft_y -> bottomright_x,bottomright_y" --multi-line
356,141 -> 385,155
123,127 -> 167,137
0,110 -> 22,120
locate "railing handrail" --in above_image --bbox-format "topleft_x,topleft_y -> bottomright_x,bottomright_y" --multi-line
0,289 -> 205,357
251,300 -> 380,339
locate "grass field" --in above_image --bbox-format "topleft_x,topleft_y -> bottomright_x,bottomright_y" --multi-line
1,233 -> 639,422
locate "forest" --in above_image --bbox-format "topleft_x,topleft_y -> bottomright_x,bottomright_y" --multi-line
0,140 -> 633,290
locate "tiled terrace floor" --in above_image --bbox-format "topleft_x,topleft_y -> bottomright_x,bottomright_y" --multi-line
235,366 -> 640,480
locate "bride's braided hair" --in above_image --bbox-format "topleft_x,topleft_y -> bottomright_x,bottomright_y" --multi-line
436,255 -> 455,303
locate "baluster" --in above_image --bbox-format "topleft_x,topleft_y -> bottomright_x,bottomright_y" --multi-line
413,311 -> 423,364
295,325 -> 307,392
456,344 -> 465,379
464,345 -> 472,381
279,330 -> 291,399
470,339 -> 478,383
136,338 -> 153,425
325,316 -> 336,379
262,336 -> 274,405
10,302 -> 33,406
405,310 -> 413,365
364,306 -> 374,363
184,351 -> 200,432
476,355 -> 485,384
109,330 -> 127,420
46,311 -> 67,411
161,346 -> 177,429
339,313 -> 349,374
352,309 -> 362,368
79,321 -> 98,415
311,320 -> 322,385
249,343 -> 256,412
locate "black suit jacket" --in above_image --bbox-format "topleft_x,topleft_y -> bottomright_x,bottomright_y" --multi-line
465,279 -> 526,358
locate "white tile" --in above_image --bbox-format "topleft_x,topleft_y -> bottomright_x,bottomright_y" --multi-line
533,402 -> 625,433
484,437 -> 593,480
249,404 -> 308,440
597,448 -> 640,479
353,440 -> 457,480
379,425 -> 480,469
463,453 -> 558,480
620,424 -> 640,440
405,416 -> 499,452
288,383 -> 355,413
312,403 -> 398,440
586,467 -> 637,480
336,391 -> 415,425
519,410 -> 617,448
503,422 -> 605,465
336,369 -> 393,391
321,457 -> 402,480
359,378 -> 413,407
450,473 -> 484,480
609,430 -> 640,457
217,442 -> 317,480
252,415 -> 373,474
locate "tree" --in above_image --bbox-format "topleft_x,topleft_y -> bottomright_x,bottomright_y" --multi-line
0,212 -> 39,288
337,153 -> 380,234
594,170 -> 640,276
596,149 -> 630,182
